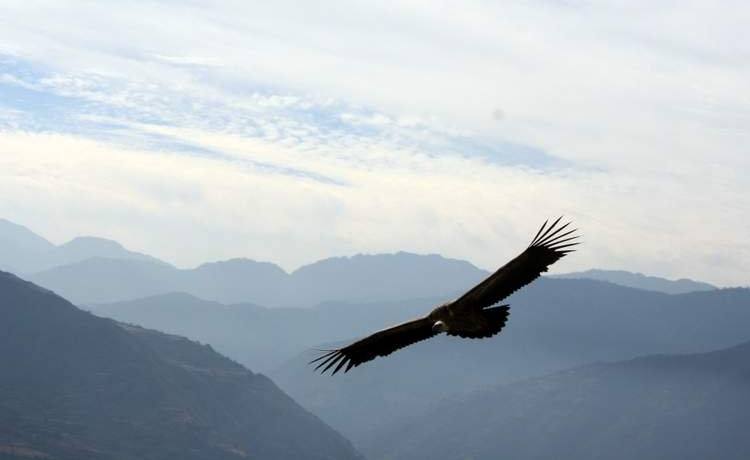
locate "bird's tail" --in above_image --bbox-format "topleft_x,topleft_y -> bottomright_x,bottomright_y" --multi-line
453,305 -> 510,338
482,304 -> 510,336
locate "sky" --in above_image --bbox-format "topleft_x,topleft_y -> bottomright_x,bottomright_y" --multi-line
0,1 -> 748,286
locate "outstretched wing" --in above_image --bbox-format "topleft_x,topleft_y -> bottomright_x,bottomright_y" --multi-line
310,317 -> 437,375
450,217 -> 580,313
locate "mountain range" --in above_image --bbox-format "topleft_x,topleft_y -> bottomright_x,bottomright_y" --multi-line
30,253 -> 485,307
0,218 -> 165,274
3,216 -> 748,459
88,278 -> 750,453
552,268 -> 716,294
371,339 -> 750,460
273,281 -> 750,453
2,218 -> 719,307
0,270 -> 360,460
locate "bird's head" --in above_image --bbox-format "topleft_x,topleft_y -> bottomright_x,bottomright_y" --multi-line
432,320 -> 447,333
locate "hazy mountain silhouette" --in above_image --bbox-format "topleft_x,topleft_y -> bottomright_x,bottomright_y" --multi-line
288,252 -> 484,305
5,219 -> 488,306
30,257 -> 182,304
271,281 -> 750,450
188,259 -> 288,304
371,340 -> 750,460
0,218 -> 167,273
0,218 -> 55,273
31,252 -> 487,306
8,217 -> 718,305
52,236 -> 167,267
0,271 -> 361,460
553,268 -> 716,294
88,278 -> 750,451
90,294 -> 444,372
90,292 -> 310,371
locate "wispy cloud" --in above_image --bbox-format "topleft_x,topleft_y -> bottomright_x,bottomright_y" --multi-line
0,1 -> 748,285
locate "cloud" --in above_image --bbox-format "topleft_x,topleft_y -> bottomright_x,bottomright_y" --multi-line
1,128 -> 747,286
0,1 -> 748,285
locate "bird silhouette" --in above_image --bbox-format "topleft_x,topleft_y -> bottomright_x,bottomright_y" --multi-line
311,217 -> 580,375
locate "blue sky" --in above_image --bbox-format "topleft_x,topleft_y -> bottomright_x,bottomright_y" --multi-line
1,1 -> 748,285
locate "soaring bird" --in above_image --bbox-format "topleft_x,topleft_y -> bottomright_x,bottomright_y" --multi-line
311,217 -> 580,375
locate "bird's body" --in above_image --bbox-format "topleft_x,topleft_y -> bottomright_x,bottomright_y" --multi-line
311,217 -> 579,375
427,303 -> 510,338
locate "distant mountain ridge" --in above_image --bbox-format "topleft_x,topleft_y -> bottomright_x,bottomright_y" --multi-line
272,281 -> 750,451
87,278 -> 750,453
0,218 -> 168,273
0,270 -> 361,460
2,218 -> 726,307
553,268 -> 716,294
30,252 -> 488,306
0,218 -> 55,273
372,340 -> 750,460
90,292 -> 447,371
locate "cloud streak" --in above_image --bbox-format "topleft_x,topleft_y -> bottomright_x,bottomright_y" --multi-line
0,1 -> 748,286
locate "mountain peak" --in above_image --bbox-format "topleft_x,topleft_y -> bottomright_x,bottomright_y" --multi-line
293,251 -> 482,274
552,268 -> 716,294
195,257 -> 287,273
0,218 -> 55,273
54,235 -> 167,266
60,235 -> 126,251
0,218 -> 171,273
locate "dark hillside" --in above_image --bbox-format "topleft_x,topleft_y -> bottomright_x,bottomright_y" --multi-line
0,271 -> 360,460
373,340 -> 750,460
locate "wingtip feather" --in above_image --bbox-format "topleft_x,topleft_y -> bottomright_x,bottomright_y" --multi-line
531,216 -> 570,247
529,219 -> 549,247
321,353 -> 346,374
331,357 -> 349,375
535,221 -> 571,246
313,351 -> 339,370
549,242 -> 581,251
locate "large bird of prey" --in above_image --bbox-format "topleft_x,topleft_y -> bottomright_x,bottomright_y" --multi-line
311,217 -> 580,375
